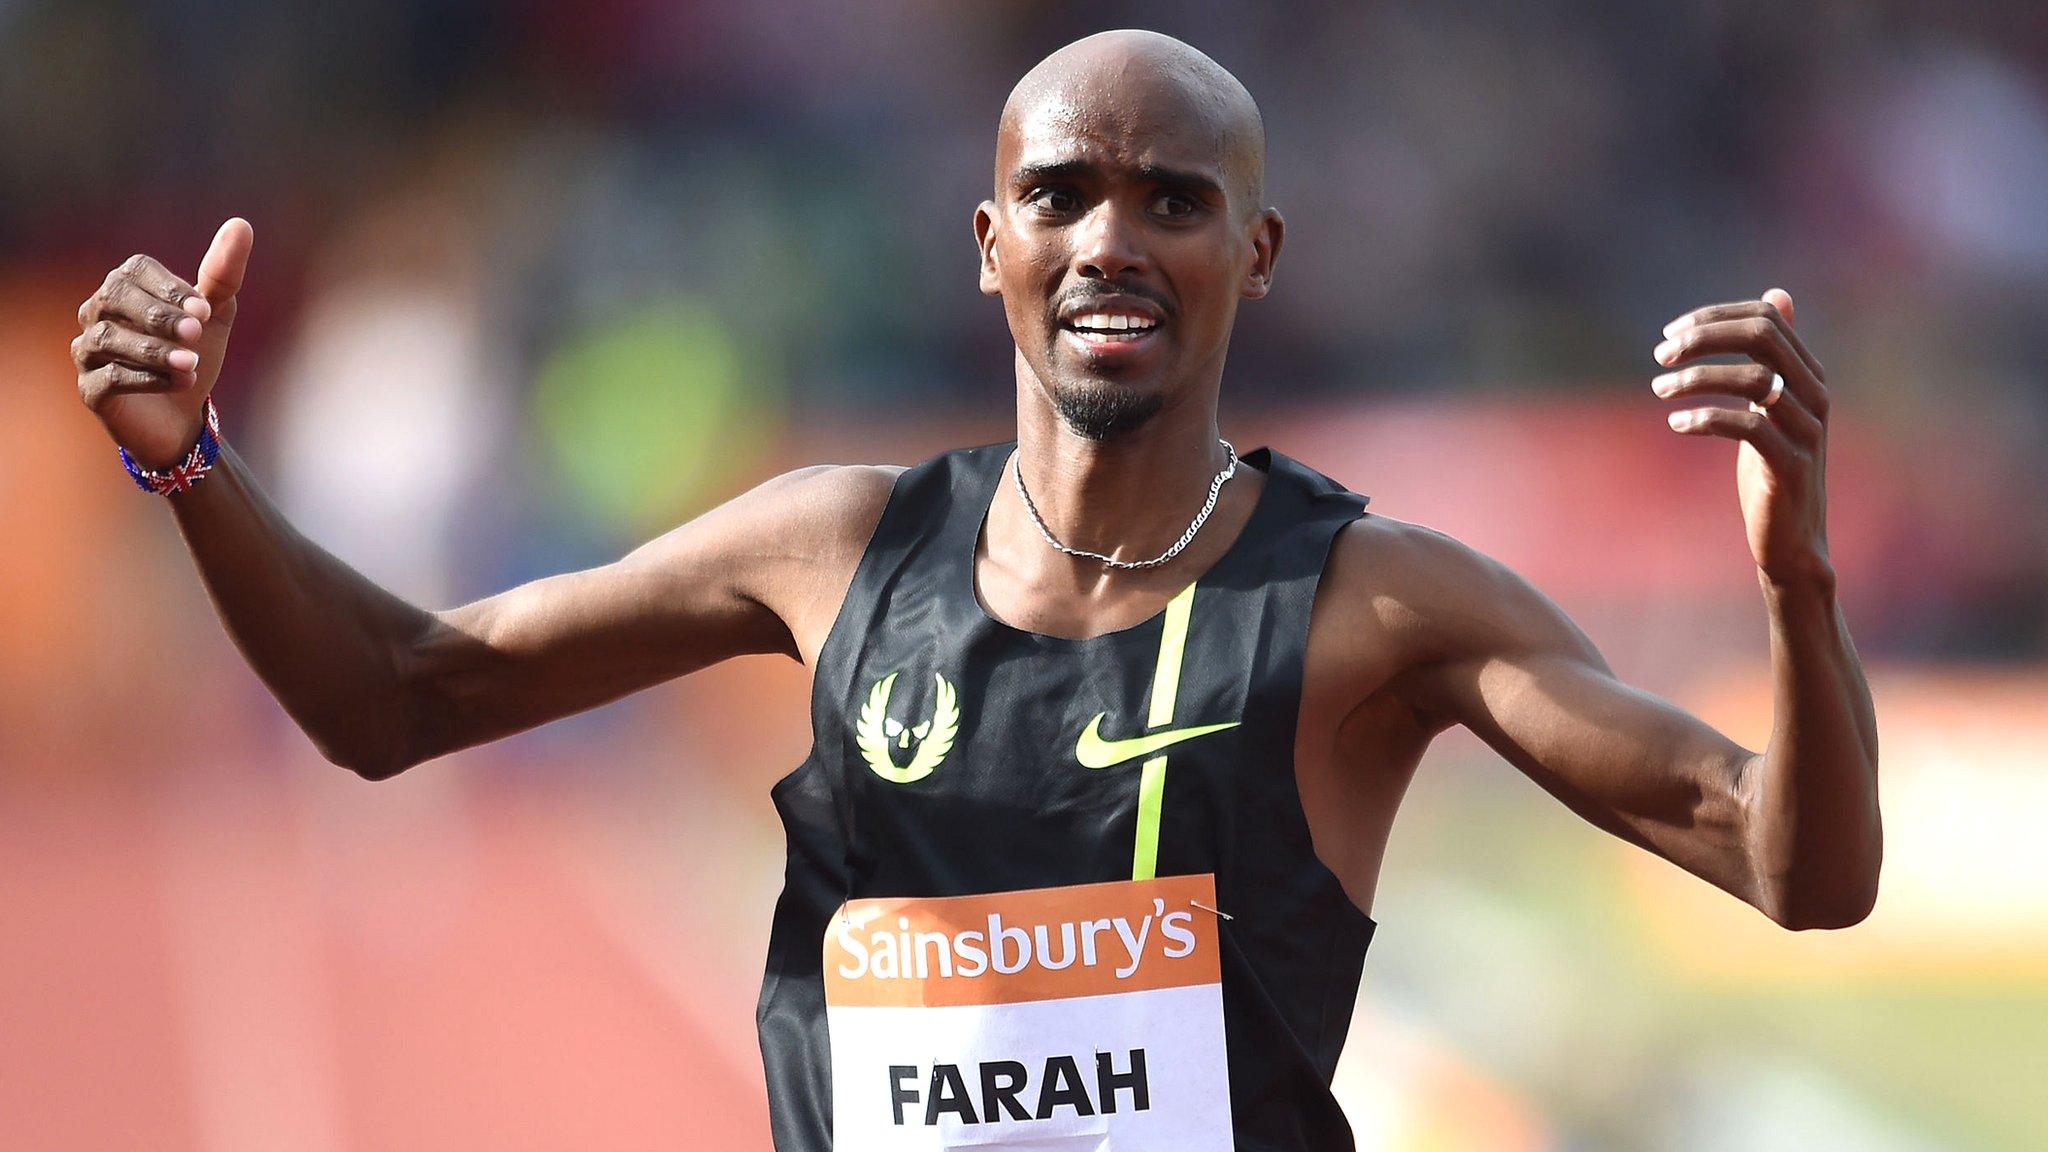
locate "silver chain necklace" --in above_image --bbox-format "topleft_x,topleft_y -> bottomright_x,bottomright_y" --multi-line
1011,438 -> 1239,571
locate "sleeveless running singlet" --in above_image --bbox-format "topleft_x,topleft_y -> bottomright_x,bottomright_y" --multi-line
756,442 -> 1378,1151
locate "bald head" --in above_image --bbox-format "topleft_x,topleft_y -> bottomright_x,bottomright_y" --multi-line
975,30 -> 1285,439
998,30 -> 1266,212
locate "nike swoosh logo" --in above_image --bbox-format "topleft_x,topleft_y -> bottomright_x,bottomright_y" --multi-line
1075,713 -> 1241,769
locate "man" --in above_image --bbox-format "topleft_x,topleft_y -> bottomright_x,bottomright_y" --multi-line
73,28 -> 1878,1152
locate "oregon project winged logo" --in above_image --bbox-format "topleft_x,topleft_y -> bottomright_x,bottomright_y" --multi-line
855,672 -> 960,783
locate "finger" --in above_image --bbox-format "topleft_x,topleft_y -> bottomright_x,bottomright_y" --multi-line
77,362 -> 194,412
72,319 -> 202,375
195,217 -> 254,306
1652,360 -> 1777,400
83,280 -> 206,343
1661,297 -> 1823,383
1653,316 -> 1827,418
1662,299 -> 1760,338
109,253 -> 209,319
1651,362 -> 1823,445
1756,289 -> 1822,382
1762,287 -> 1794,327
1665,403 -> 1803,465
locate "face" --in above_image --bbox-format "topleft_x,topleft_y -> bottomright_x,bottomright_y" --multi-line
974,78 -> 1282,440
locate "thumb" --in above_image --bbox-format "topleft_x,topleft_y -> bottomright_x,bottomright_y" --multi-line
1762,286 -> 1795,328
195,217 -> 255,308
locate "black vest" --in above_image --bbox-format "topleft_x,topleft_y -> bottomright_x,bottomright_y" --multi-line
756,442 -> 1378,1150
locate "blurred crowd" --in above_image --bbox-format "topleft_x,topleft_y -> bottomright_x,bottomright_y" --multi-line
4,0 -> 2044,631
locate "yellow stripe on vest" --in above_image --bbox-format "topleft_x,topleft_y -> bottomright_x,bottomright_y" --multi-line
1133,582 -> 1198,881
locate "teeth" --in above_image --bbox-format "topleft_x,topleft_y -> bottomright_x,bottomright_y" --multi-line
1069,312 -> 1156,331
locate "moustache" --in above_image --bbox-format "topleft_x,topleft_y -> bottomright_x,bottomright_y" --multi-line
1049,283 -> 1172,321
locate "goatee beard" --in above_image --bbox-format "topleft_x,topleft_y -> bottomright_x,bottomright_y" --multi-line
1049,380 -> 1165,442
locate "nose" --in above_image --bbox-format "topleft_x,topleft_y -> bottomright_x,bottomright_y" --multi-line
1070,201 -> 1147,281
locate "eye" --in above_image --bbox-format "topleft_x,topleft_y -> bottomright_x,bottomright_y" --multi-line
1026,186 -> 1081,214
1152,192 -> 1200,218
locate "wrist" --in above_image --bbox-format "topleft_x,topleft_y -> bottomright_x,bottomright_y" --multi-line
119,397 -> 223,495
1758,556 -> 1837,602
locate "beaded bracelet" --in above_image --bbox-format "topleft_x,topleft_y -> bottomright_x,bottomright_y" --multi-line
118,396 -> 223,495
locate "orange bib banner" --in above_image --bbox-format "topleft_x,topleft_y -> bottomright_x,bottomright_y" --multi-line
822,874 -> 1235,1149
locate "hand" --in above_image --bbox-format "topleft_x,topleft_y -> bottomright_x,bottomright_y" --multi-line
1651,287 -> 1833,588
73,218 -> 255,469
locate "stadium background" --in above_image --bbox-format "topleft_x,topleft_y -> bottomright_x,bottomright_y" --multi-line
3,2 -> 2043,1148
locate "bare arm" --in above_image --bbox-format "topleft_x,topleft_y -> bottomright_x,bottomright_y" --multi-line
164,438 -> 451,775
168,449 -> 890,779
393,462 -> 897,776
76,219 -> 896,781
1383,523 -> 1764,912
1384,289 -> 1880,931
74,221 -> 426,773
1385,525 -> 1878,930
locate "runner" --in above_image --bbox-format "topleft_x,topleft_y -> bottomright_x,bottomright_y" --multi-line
72,28 -> 1881,1152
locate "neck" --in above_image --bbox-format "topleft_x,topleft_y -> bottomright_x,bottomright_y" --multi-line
1007,357 -> 1234,570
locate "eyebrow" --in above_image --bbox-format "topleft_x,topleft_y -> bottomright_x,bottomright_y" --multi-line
1137,164 -> 1224,196
1010,159 -> 1092,188
1009,159 -> 1225,197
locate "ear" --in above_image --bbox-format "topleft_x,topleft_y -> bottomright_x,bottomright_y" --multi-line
1240,207 -> 1285,300
973,200 -> 1002,296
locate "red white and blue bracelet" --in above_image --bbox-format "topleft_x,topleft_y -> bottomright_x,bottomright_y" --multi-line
119,396 -> 223,495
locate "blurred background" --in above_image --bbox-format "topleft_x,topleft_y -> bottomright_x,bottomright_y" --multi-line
3,1 -> 2044,1148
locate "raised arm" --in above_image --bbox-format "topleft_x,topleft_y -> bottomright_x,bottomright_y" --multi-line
75,218 -> 896,782
1383,289 -> 1880,932
1382,523 -> 1878,931
392,461 -> 896,777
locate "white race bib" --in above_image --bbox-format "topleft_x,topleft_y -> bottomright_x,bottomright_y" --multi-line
823,873 -> 1235,1151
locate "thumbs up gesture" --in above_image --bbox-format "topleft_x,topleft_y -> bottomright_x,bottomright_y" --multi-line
73,218 -> 255,469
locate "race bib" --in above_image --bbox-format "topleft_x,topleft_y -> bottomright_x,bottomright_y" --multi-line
822,873 -> 1234,1151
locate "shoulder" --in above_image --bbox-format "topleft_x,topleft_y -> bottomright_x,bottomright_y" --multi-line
1310,511 -> 1602,716
728,460 -> 906,593
1317,512 -> 1487,648
1339,506 -> 1491,575
740,462 -> 906,550
1326,512 -> 1593,656
619,462 -> 906,663
629,462 -> 905,572
751,441 -> 1004,537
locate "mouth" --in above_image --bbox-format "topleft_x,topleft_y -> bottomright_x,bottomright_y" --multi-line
1057,298 -> 1166,363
